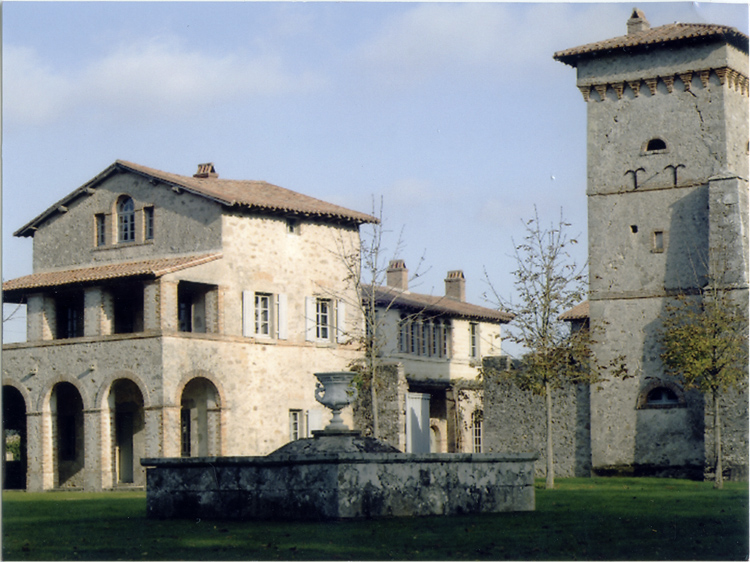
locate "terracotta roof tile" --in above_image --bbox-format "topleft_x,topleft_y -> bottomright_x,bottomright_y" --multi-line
366,285 -> 514,323
2,253 -> 222,296
555,22 -> 748,66
15,161 -> 377,237
559,301 -> 589,321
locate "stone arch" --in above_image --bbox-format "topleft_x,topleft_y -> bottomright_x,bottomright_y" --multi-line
3,385 -> 28,489
177,374 -> 224,457
636,380 -> 687,410
95,370 -> 152,410
36,374 -> 92,413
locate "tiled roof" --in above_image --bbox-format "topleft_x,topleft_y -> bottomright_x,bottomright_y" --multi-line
559,301 -> 589,321
15,160 -> 377,237
554,22 -> 748,66
2,253 -> 222,298
366,285 -> 514,323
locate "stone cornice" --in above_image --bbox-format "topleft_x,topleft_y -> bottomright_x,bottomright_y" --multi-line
577,66 -> 749,101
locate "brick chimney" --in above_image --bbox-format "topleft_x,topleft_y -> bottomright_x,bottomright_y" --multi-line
627,8 -> 650,35
194,163 -> 218,178
445,270 -> 465,301
386,260 -> 408,291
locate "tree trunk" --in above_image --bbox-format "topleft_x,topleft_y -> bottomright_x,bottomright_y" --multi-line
714,390 -> 723,489
545,380 -> 554,489
370,363 -> 379,439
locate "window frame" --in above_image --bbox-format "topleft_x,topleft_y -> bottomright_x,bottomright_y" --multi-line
117,196 -> 136,243
144,206 -> 155,241
95,213 -> 107,247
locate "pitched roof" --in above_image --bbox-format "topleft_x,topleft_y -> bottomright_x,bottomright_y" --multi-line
14,160 -> 378,237
559,301 -> 589,321
2,253 -> 222,301
366,285 -> 514,323
554,21 -> 748,66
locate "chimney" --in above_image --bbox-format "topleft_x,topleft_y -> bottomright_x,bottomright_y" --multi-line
386,260 -> 408,291
445,270 -> 466,301
194,162 -> 218,179
627,8 -> 650,35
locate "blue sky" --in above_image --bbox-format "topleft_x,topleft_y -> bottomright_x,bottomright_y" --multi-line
3,1 -> 748,349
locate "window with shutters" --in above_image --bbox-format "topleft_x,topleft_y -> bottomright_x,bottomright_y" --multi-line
243,291 -> 287,339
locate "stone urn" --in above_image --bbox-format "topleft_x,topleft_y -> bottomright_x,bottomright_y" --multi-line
314,372 -> 358,431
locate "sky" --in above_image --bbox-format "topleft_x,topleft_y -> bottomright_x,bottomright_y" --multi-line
2,1 -> 748,351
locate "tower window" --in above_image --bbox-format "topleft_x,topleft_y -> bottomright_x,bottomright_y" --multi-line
644,138 -> 667,153
652,230 -> 665,253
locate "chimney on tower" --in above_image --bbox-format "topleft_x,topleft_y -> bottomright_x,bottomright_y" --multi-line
627,8 -> 650,35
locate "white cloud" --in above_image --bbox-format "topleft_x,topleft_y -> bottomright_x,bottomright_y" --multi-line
4,38 -> 326,127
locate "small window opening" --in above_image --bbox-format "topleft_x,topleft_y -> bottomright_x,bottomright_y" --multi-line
630,225 -> 638,234
652,230 -> 665,253
144,206 -> 154,241
287,218 -> 300,235
95,214 -> 107,247
646,138 -> 667,152
647,387 -> 678,405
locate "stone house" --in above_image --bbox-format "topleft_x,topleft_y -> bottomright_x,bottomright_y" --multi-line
2,160 -> 512,491
356,260 -> 512,454
551,9 -> 748,478
2,159 -> 377,491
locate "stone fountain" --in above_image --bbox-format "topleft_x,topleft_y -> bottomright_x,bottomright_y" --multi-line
143,372 -> 537,520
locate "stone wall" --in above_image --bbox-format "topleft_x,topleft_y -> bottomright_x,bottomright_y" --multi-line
482,358 -> 591,478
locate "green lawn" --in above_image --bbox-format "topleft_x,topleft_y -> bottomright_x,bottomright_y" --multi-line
3,478 -> 748,560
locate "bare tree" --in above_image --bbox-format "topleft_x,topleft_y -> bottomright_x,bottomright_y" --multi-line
485,207 -> 627,489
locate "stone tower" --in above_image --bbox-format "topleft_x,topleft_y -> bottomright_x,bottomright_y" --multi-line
555,9 -> 748,478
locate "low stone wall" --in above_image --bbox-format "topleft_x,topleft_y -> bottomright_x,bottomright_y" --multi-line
143,443 -> 537,520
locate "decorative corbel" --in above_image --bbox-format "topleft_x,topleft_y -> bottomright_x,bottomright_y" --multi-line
612,82 -> 625,100
699,70 -> 711,89
594,84 -> 608,102
715,67 -> 728,86
627,79 -> 642,97
644,78 -> 658,96
661,75 -> 675,94
678,72 -> 693,92
577,85 -> 592,102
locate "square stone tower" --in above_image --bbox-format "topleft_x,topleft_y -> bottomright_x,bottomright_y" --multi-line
555,9 -> 748,478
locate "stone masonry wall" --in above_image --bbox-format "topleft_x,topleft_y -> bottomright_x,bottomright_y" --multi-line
482,358 -> 591,478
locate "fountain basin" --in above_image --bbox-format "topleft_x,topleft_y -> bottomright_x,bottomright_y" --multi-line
142,434 -> 537,520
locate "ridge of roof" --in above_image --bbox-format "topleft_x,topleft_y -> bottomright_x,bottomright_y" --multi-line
554,21 -> 749,66
2,253 -> 222,297
15,160 -> 377,237
367,285 -> 514,323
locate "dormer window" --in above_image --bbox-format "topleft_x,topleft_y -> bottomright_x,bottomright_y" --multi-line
117,196 -> 136,243
644,138 -> 668,154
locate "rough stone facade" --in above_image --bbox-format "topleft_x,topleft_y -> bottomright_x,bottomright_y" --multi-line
554,10 -> 749,478
482,358 -> 592,478
2,161 -> 510,491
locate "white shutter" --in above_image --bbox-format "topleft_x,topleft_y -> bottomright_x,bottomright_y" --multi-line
306,409 -> 324,436
336,299 -> 347,343
305,297 -> 315,341
242,290 -> 254,337
277,293 -> 288,340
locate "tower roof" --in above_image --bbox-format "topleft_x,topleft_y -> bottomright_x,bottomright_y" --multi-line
554,10 -> 748,67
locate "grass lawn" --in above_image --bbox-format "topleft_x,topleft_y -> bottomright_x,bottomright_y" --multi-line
2,477 -> 748,561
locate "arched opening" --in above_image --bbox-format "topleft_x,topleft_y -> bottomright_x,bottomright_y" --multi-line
645,138 -> 667,152
3,386 -> 28,490
108,379 -> 146,486
637,381 -> 686,410
430,425 -> 441,453
180,378 -> 221,457
117,196 -> 136,243
51,382 -> 85,487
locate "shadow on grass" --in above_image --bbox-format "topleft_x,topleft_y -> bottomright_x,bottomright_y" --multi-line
3,478 -> 748,561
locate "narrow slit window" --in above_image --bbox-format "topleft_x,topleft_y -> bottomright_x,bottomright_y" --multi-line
652,230 -> 665,253
144,206 -> 154,240
95,214 -> 106,247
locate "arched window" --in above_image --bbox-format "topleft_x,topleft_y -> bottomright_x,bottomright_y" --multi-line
645,138 -> 667,152
637,381 -> 686,409
117,196 -> 135,243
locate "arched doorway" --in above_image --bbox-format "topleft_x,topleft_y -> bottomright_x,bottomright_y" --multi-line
51,382 -> 85,487
3,386 -> 27,489
108,379 -> 146,486
180,378 -> 221,457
